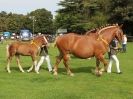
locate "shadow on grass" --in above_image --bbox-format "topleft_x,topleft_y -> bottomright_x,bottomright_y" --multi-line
8,66 -> 95,75
43,66 -> 95,75
7,66 -> 33,72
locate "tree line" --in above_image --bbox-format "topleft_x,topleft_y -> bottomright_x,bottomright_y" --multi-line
0,0 -> 132,35
55,0 -> 133,35
0,9 -> 54,34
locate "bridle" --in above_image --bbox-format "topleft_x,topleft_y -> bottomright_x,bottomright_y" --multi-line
30,36 -> 48,50
43,36 -> 48,45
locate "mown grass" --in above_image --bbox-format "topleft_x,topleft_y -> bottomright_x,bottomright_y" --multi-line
0,40 -> 133,99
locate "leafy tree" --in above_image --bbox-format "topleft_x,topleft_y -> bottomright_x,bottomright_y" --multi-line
28,8 -> 55,34
55,0 -> 108,33
108,0 -> 133,35
0,8 -> 55,35
55,0 -> 133,35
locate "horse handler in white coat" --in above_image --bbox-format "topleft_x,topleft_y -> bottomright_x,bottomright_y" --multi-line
35,45 -> 52,74
107,38 -> 122,74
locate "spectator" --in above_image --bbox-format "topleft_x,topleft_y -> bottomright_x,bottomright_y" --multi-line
0,36 -> 4,44
122,34 -> 127,53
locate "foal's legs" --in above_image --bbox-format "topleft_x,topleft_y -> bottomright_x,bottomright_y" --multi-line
16,55 -> 25,73
63,54 -> 74,76
53,54 -> 63,76
27,61 -> 37,72
27,56 -> 37,73
27,65 -> 34,72
7,57 -> 12,73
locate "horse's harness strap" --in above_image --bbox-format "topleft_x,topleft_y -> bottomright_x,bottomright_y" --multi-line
31,41 -> 40,50
97,35 -> 109,46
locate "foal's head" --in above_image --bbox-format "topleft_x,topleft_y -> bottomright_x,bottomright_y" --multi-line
33,35 -> 48,46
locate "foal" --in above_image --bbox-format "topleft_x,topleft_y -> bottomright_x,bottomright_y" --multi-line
6,35 -> 48,73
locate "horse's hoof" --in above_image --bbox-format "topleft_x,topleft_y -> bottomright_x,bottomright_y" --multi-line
100,68 -> 105,72
67,72 -> 74,76
53,72 -> 57,76
27,70 -> 31,72
8,71 -> 11,73
70,73 -> 74,77
96,71 -> 103,77
21,71 -> 25,73
7,70 -> 11,73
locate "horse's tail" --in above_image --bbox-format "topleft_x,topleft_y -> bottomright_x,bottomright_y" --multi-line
6,44 -> 10,58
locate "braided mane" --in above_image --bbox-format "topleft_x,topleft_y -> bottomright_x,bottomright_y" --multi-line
86,24 -> 118,35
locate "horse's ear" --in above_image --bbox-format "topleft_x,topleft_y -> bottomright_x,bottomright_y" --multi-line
119,24 -> 123,28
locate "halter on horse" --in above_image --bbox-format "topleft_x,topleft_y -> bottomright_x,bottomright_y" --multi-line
6,35 -> 48,73
53,24 -> 123,76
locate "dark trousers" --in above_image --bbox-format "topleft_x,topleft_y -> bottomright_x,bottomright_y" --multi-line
122,44 -> 127,52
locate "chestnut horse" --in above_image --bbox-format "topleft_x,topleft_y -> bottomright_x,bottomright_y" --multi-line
6,35 -> 48,73
53,24 -> 123,76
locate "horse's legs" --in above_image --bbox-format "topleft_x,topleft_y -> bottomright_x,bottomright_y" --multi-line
94,54 -> 108,76
27,55 -> 36,72
16,55 -> 25,73
7,57 -> 12,73
53,54 -> 63,76
97,54 -> 108,72
93,58 -> 102,76
95,58 -> 100,72
27,65 -> 34,72
27,61 -> 37,72
63,54 -> 74,76
27,57 -> 37,73
101,59 -> 108,72
33,60 -> 37,73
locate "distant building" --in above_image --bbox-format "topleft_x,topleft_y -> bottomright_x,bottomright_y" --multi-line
56,29 -> 67,35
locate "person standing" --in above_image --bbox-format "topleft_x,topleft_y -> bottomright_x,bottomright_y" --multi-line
107,38 -> 122,74
0,36 -> 4,44
35,46 -> 52,74
122,34 -> 127,53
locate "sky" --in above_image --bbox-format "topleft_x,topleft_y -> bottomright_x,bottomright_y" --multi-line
0,0 -> 62,16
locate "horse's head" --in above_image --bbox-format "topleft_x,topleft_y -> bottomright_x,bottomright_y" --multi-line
41,35 -> 49,46
114,24 -> 124,43
33,35 -> 48,47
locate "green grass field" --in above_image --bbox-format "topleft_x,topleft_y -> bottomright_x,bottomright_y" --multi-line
0,40 -> 133,99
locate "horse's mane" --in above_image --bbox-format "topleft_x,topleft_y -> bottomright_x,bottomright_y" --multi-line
85,24 -> 119,36
85,29 -> 98,35
97,24 -> 118,30
96,24 -> 119,34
